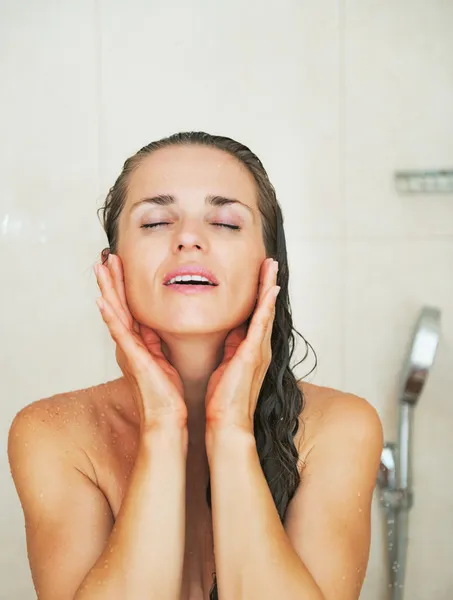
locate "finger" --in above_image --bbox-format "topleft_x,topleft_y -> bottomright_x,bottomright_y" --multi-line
222,324 -> 247,362
252,259 -> 278,334
108,254 -> 134,327
256,258 -> 270,301
94,262 -> 129,328
257,258 -> 278,307
262,289 -> 278,355
96,296 -> 151,373
108,254 -> 128,312
246,262 -> 275,355
108,254 -> 141,335
139,322 -> 166,355
239,285 -> 279,362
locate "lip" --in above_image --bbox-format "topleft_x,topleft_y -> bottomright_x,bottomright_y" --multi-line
162,263 -> 219,286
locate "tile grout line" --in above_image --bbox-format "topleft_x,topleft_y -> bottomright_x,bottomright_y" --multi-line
93,0 -> 109,383
339,0 -> 347,392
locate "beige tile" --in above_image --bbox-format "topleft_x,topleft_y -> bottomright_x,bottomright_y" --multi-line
0,240 -> 106,429
344,239 -> 452,412
0,1 -> 100,244
344,238 -> 453,597
286,237 -> 344,390
344,1 -> 453,237
99,0 -> 342,237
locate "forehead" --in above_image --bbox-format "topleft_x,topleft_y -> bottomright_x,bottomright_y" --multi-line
125,145 -> 258,207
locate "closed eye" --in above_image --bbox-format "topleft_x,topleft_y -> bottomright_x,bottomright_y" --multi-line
141,223 -> 241,231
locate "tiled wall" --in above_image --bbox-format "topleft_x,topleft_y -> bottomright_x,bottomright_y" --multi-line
1,1 -> 452,598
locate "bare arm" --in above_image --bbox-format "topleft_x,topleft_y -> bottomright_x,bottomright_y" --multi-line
206,394 -> 383,600
8,403 -> 188,600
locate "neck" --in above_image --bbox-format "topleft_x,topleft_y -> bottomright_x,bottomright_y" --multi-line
160,333 -> 225,441
114,333 -> 226,446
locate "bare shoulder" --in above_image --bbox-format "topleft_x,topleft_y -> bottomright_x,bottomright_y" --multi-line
8,377 -> 140,524
8,378 -> 133,486
8,383 -> 106,485
295,381 -> 383,463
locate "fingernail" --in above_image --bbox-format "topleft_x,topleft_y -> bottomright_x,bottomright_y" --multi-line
96,297 -> 105,311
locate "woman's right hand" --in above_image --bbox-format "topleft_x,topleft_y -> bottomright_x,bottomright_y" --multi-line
94,253 -> 188,433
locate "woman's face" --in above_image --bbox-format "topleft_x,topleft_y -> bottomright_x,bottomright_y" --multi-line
117,145 -> 267,336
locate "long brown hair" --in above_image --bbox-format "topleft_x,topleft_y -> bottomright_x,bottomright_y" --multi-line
97,131 -> 317,599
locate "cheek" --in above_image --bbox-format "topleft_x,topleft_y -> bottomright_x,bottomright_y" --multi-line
231,273 -> 260,319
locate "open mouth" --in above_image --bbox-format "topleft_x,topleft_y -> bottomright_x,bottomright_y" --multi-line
168,281 -> 216,286
164,279 -> 219,293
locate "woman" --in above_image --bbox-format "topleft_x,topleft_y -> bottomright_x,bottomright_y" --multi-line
8,131 -> 383,600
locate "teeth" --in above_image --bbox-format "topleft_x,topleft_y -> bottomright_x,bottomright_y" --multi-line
167,275 -> 213,285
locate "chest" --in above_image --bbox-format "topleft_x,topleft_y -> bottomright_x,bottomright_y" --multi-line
93,431 -> 217,600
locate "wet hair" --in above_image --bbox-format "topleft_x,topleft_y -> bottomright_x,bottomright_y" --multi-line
97,131 -> 316,599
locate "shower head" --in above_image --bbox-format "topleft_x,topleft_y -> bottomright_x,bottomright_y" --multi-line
399,306 -> 441,406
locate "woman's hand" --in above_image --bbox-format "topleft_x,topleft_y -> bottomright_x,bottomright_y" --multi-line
94,254 -> 188,433
204,258 -> 280,435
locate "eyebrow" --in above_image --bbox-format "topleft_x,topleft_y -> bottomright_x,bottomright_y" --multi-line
129,194 -> 255,219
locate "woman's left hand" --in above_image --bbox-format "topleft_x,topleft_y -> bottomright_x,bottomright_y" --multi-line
205,257 -> 280,436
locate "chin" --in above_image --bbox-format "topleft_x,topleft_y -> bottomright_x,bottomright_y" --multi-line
153,310 -> 250,337
154,319 -> 233,336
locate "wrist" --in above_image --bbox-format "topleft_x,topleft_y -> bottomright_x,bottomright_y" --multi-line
140,421 -> 189,455
205,424 -> 255,459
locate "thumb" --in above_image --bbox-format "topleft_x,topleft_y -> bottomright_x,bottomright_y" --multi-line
225,323 -> 248,344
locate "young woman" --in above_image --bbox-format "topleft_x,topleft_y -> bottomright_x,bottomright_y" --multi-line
8,131 -> 383,600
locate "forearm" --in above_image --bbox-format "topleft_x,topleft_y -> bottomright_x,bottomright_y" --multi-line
75,425 -> 188,600
206,428 -> 324,600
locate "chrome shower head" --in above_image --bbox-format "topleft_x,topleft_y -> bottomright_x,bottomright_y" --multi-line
399,306 -> 441,405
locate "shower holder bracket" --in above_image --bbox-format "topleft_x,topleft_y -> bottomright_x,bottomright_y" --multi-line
379,488 -> 413,510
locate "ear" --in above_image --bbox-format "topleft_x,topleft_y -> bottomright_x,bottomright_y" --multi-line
101,248 -> 111,264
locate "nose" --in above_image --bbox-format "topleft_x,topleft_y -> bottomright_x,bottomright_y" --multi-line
172,219 -> 206,253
